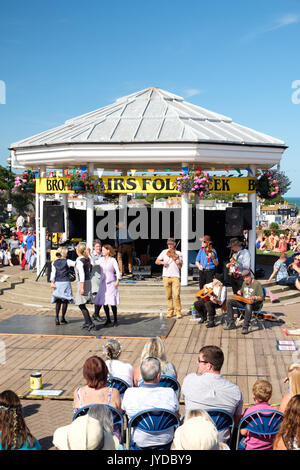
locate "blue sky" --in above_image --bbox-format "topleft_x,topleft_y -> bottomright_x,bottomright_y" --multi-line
0,0 -> 299,195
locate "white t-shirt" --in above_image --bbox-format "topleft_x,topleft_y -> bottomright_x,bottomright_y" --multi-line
105,359 -> 134,387
181,372 -> 243,442
122,385 -> 179,448
157,249 -> 182,278
205,282 -> 227,304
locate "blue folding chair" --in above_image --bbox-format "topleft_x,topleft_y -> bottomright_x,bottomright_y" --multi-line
205,408 -> 234,444
236,409 -> 283,450
72,403 -> 125,441
157,375 -> 181,396
107,376 -> 130,397
127,408 -> 181,450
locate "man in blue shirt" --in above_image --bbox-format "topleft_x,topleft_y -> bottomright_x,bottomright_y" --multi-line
267,253 -> 297,287
195,235 -> 219,289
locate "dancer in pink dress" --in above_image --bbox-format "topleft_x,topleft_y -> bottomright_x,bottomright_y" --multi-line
93,245 -> 122,327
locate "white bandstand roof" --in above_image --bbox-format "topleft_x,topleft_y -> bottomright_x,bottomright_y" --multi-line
10,87 -> 287,170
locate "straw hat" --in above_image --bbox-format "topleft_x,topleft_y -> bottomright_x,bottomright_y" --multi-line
172,416 -> 219,450
52,414 -> 119,450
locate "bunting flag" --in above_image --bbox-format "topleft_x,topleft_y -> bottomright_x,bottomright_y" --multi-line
246,167 -> 254,176
210,167 -> 215,171
34,171 -> 39,179
63,169 -> 69,176
166,168 -> 171,173
182,166 -> 189,175
72,168 -> 77,175
130,169 -> 137,176
224,168 -> 229,173
114,168 -> 120,173
48,171 -> 53,177
234,168 -> 242,175
147,168 -> 155,173
97,168 -> 104,177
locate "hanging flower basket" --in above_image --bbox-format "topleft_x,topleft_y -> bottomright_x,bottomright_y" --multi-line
13,171 -> 36,194
256,170 -> 291,200
176,171 -> 212,198
66,170 -> 105,194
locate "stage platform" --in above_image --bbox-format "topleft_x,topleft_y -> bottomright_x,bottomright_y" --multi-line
0,314 -> 176,339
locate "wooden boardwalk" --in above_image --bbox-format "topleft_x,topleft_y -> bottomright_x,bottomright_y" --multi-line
0,299 -> 298,407
0,265 -> 299,409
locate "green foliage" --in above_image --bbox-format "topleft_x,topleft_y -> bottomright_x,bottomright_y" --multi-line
269,222 -> 279,230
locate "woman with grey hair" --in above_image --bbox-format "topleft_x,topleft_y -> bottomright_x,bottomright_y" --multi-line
103,339 -> 134,386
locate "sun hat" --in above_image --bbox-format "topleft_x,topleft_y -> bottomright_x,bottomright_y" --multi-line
227,237 -> 243,248
21,228 -> 27,233
172,416 -> 219,450
52,414 -> 119,450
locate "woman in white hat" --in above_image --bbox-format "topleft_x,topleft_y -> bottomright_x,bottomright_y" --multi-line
171,410 -> 229,450
53,405 -> 121,450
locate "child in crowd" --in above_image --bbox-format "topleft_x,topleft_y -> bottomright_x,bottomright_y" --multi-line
239,379 -> 278,450
0,247 -> 13,267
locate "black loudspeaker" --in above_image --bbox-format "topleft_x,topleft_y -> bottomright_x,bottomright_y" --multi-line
225,207 -> 244,237
232,202 -> 252,230
46,205 -> 65,233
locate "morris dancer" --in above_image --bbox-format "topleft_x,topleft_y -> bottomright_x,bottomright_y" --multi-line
93,244 -> 122,327
50,247 -> 75,325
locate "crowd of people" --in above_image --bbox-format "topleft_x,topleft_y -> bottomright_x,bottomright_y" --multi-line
1,340 -> 299,451
0,213 -> 37,271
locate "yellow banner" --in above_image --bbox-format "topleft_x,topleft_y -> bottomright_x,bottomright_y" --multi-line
36,176 -> 256,194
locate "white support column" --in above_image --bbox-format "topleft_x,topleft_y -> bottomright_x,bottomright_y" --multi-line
40,166 -> 47,273
61,193 -> 68,242
35,179 -> 40,276
118,169 -> 128,233
86,164 -> 94,249
248,165 -> 257,274
181,162 -> 190,286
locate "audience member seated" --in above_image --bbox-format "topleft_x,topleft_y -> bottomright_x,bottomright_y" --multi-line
279,364 -> 300,413
53,405 -> 120,450
122,357 -> 179,450
0,390 -> 41,450
133,337 -> 177,387
286,255 -> 300,291
102,339 -> 134,387
267,254 -> 298,288
171,410 -> 219,450
8,233 -> 20,258
274,234 -> 288,253
284,229 -> 292,250
273,395 -> 300,450
239,379 -> 278,450
73,356 -> 121,412
268,231 -> 279,251
0,247 -> 13,267
181,345 -> 243,443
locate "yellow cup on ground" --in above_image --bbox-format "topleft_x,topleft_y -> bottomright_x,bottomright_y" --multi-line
30,372 -> 42,390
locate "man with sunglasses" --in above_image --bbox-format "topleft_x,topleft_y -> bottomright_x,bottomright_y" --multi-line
181,345 -> 243,444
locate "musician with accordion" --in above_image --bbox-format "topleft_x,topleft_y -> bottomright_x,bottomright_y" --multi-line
194,273 -> 227,328
224,270 -> 265,335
